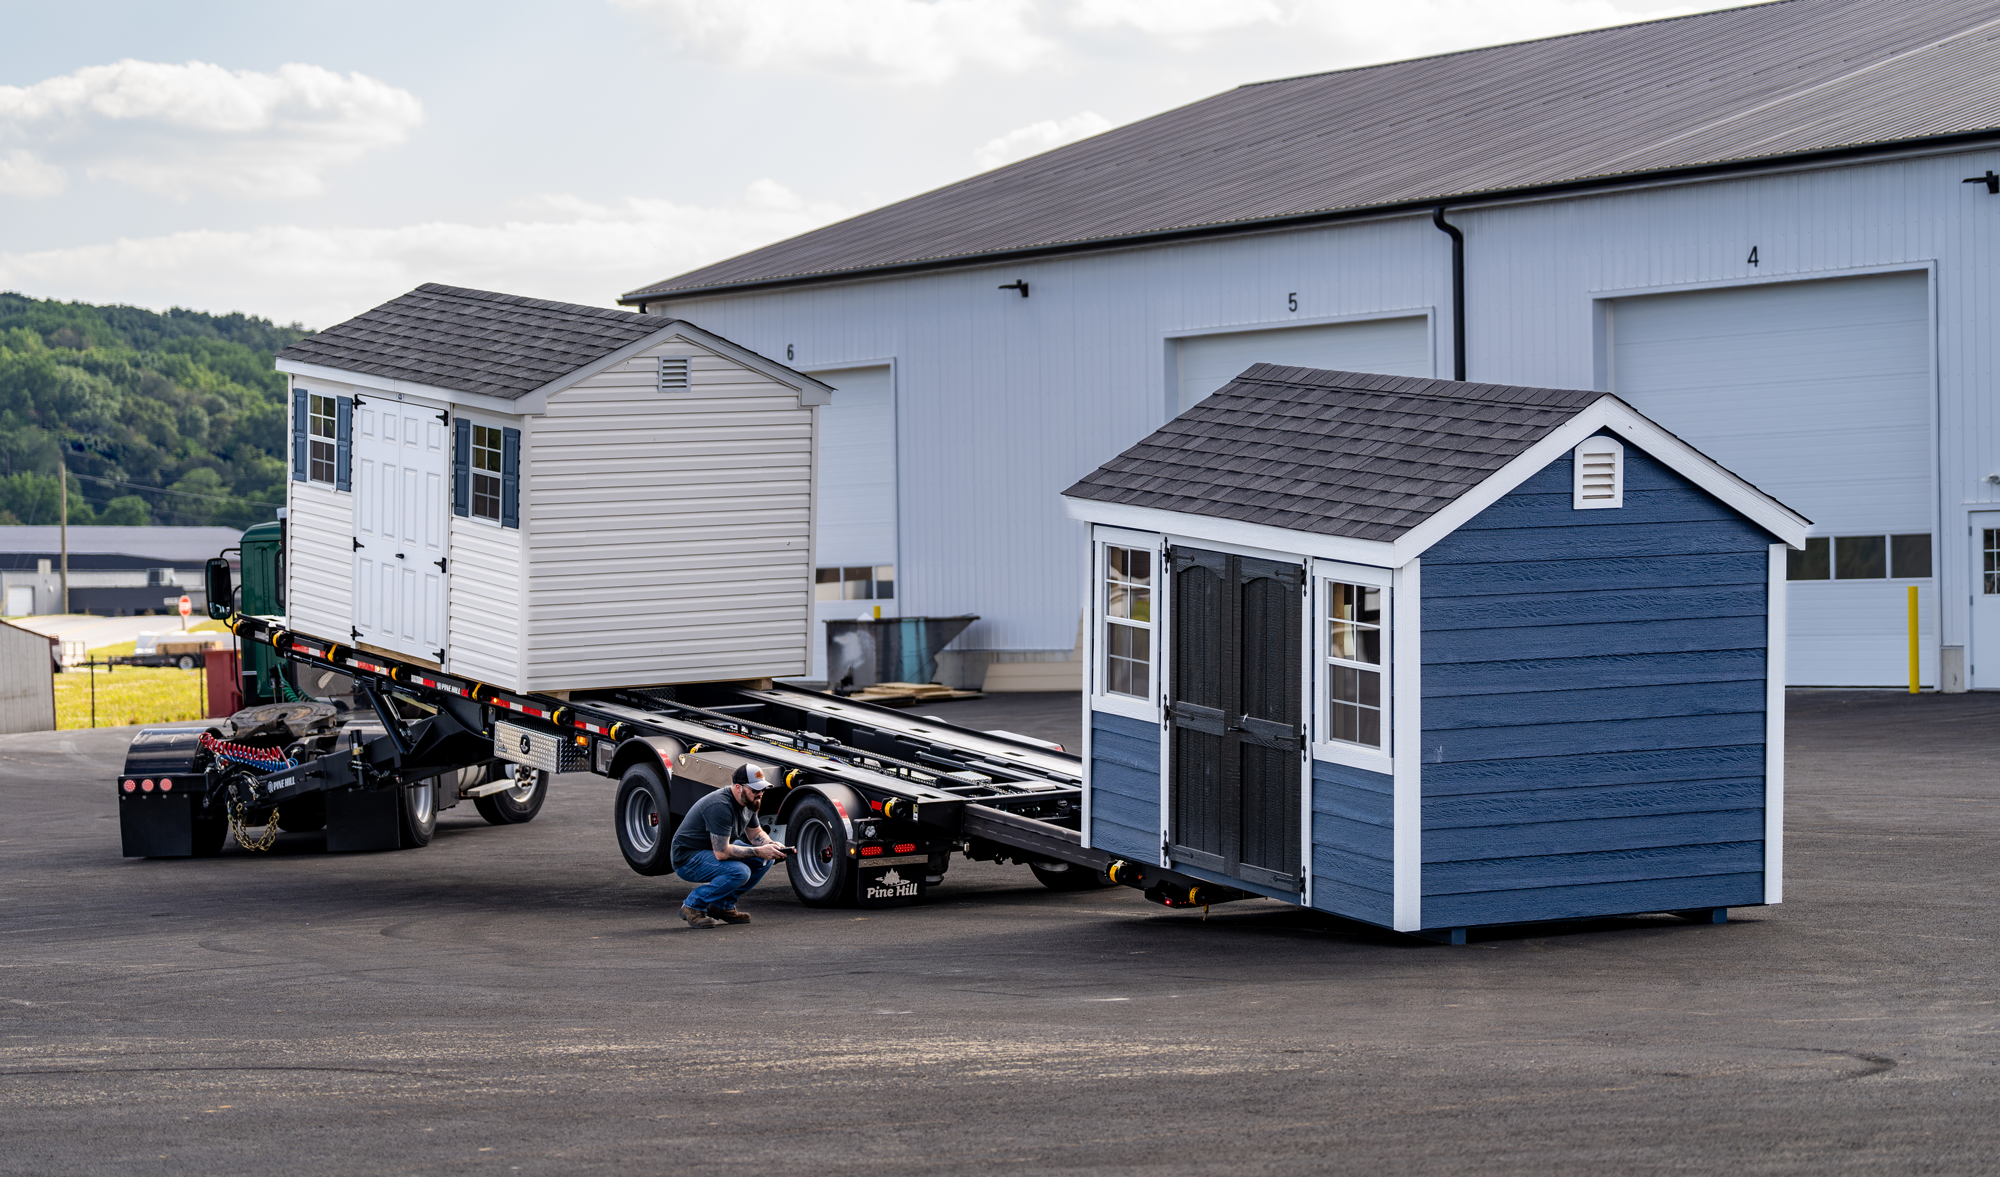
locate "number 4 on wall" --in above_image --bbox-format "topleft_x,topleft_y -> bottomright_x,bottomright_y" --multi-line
1747,246 -> 1759,267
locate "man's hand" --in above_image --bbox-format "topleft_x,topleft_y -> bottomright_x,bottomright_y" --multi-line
755,843 -> 790,861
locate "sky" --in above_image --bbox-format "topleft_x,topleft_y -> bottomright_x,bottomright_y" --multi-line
0,0 -> 1759,329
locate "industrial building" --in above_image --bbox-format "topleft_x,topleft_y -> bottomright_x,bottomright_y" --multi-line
620,0 -> 2000,690
0,526 -> 243,617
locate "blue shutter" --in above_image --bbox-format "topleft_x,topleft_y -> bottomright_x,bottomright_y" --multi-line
291,389 -> 307,481
453,418 -> 470,517
334,397 -> 353,492
500,426 -> 520,529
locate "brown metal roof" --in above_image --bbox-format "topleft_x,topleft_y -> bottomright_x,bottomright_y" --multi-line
625,0 -> 2000,302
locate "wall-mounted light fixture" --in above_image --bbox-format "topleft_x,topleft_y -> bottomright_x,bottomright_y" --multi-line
998,280 -> 1029,298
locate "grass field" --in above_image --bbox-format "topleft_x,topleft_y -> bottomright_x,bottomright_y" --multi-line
55,665 -> 211,730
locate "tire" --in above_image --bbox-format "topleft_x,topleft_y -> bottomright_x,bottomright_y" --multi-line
614,762 -> 674,875
176,655 -> 196,671
398,781 -> 437,848
785,794 -> 854,907
475,770 -> 547,825
1029,860 -> 1115,891
275,793 -> 327,833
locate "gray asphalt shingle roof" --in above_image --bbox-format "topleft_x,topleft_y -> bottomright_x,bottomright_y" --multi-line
279,284 -> 674,400
626,0 -> 2000,301
1063,367 -> 1607,542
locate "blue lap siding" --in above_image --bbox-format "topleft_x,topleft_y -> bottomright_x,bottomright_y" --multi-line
1089,710 -> 1160,860
1311,759 -> 1394,926
1419,446 -> 1770,928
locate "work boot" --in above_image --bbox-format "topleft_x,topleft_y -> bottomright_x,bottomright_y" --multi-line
680,905 -> 719,928
707,908 -> 751,924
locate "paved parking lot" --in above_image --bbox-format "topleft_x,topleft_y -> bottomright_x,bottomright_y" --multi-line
2,689 -> 1996,1175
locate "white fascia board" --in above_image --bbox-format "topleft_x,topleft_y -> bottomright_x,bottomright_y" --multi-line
1390,396 -> 1812,561
590,320 -> 836,407
1063,497 -> 1398,568
276,359 -> 542,416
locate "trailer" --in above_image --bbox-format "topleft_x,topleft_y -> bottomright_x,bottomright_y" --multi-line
115,556 -> 1240,910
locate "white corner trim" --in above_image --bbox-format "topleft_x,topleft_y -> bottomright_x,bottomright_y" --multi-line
1391,558 -> 1422,931
277,359 -> 545,416
1765,543 -> 1786,905
1392,397 -> 1811,560
1065,498 -> 1398,567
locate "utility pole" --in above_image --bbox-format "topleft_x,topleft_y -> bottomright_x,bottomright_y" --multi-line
59,460 -> 69,615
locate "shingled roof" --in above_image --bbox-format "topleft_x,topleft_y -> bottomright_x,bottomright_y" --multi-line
626,0 -> 2000,302
278,284 -> 676,400
1063,367 -> 1614,542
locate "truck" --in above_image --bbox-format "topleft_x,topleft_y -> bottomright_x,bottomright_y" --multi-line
115,526 -> 1243,911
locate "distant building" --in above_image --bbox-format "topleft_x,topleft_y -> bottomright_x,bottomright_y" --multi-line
0,526 -> 245,617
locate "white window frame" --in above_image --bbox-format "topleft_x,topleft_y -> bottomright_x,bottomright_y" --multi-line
307,393 -> 337,486
466,420 -> 506,527
1090,526 -> 1162,723
1311,558 -> 1395,773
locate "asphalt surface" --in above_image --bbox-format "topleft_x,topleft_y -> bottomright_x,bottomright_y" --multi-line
2,689 -> 1996,1174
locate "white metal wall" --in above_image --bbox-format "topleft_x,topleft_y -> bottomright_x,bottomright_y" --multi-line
1175,317 -> 1430,412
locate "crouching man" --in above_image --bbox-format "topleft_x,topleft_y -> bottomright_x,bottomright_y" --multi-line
669,764 -> 789,928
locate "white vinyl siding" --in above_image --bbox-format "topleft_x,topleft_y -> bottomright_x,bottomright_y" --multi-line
286,480 -> 351,639
1610,271 -> 1931,686
1175,316 -> 1430,412
447,514 -> 522,688
523,342 -> 814,692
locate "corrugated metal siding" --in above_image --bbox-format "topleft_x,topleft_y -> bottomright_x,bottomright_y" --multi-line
447,515 -> 522,689
0,620 -> 53,734
1418,448 -> 1771,927
1310,759 -> 1393,926
1088,709 -> 1158,860
286,480 -> 352,641
521,343 -> 813,691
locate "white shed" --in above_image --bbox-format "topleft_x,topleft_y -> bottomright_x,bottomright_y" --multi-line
274,284 -> 833,693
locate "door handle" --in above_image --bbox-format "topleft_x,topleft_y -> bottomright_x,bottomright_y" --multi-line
395,553 -> 405,560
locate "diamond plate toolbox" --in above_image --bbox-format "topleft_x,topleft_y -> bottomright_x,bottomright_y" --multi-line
493,720 -> 586,773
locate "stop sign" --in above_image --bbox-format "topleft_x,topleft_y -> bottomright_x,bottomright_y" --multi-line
177,595 -> 192,618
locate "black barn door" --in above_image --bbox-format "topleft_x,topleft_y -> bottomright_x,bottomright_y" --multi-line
1168,547 -> 1303,891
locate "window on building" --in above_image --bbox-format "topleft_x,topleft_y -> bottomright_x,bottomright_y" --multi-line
815,566 -> 895,601
470,425 -> 504,521
1103,546 -> 1152,698
1788,533 -> 1932,580
308,394 -> 337,484
1326,582 -> 1385,749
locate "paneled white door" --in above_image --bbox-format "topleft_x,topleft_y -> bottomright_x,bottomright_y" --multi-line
351,401 -> 449,661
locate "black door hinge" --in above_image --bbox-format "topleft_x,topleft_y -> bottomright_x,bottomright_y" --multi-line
436,410 -> 450,425
351,628 -> 362,641
352,536 -> 362,550
435,558 -> 448,573
433,648 -> 446,664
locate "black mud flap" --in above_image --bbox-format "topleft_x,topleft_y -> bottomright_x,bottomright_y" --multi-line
120,792 -> 200,857
854,861 -> 927,908
325,789 -> 402,852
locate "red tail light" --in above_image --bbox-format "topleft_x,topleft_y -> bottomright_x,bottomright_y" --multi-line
140,779 -> 154,792
159,780 -> 173,792
860,846 -> 882,857
122,780 -> 136,793
894,843 -> 916,853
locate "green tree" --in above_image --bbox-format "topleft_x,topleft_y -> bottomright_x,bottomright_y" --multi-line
97,494 -> 150,525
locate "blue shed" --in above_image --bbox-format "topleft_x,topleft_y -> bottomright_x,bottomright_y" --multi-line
1061,366 -> 1810,941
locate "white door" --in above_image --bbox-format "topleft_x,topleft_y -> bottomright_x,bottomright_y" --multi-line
1969,517 -> 2000,689
4,585 -> 31,616
807,364 -> 897,682
1610,271 -> 1932,686
351,401 -> 449,661
1175,316 -> 1431,413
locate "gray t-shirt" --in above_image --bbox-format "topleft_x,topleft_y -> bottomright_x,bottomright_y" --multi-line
669,787 -> 759,869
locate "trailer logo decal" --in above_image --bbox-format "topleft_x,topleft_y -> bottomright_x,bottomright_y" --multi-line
864,868 -> 920,901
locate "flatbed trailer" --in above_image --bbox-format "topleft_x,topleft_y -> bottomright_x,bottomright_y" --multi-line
116,612 -> 1240,909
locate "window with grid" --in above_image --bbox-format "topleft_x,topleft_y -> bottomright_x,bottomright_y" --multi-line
814,566 -> 895,601
308,394 -> 336,483
1103,545 -> 1152,698
470,425 -> 503,521
1787,533 -> 1932,580
1326,582 -> 1386,749
1985,530 -> 2000,594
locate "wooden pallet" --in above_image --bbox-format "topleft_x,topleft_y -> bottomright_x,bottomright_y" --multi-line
845,681 -> 984,707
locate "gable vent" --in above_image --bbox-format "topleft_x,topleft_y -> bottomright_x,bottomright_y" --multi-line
1573,436 -> 1624,510
658,355 -> 690,392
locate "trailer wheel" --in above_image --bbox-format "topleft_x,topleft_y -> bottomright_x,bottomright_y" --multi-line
398,781 -> 437,848
475,770 -> 547,825
1029,861 -> 1115,891
786,795 -> 854,907
176,654 -> 196,671
614,763 -> 675,876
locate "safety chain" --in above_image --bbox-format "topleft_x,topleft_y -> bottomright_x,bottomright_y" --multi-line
227,798 -> 283,852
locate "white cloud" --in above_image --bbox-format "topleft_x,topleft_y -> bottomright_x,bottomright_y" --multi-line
0,181 -> 858,328
1065,0 -> 1286,39
0,60 -> 422,199
610,0 -> 1056,84
973,111 -> 1111,170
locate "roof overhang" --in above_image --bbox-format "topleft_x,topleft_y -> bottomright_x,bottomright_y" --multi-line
275,359 -> 543,415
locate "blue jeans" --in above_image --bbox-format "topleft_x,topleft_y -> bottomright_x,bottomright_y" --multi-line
675,850 -> 772,911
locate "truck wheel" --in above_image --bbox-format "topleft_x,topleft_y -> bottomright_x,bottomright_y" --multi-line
398,781 -> 436,848
475,771 -> 547,825
176,655 -> 196,671
1029,860 -> 1114,891
614,762 -> 674,876
786,795 -> 854,907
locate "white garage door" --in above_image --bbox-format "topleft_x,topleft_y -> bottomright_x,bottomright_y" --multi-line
1176,316 -> 1431,413
1610,272 -> 1932,686
807,364 -> 897,682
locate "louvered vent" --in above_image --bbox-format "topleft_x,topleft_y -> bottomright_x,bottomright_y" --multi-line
658,355 -> 690,392
1573,436 -> 1624,510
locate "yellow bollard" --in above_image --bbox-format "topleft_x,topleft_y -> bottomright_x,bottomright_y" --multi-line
1908,584 -> 1920,694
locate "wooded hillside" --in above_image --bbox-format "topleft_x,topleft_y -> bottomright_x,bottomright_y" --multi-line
0,293 -> 314,529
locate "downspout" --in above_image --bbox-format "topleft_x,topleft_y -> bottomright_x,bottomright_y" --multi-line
1431,207 -> 1465,381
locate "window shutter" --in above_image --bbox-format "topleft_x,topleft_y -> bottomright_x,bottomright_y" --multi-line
453,418 -> 471,517
291,389 -> 307,481
1572,436 -> 1624,510
334,397 -> 353,492
501,426 -> 521,529
658,355 -> 690,392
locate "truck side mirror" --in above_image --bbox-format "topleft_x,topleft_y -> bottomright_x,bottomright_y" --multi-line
205,558 -> 234,619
